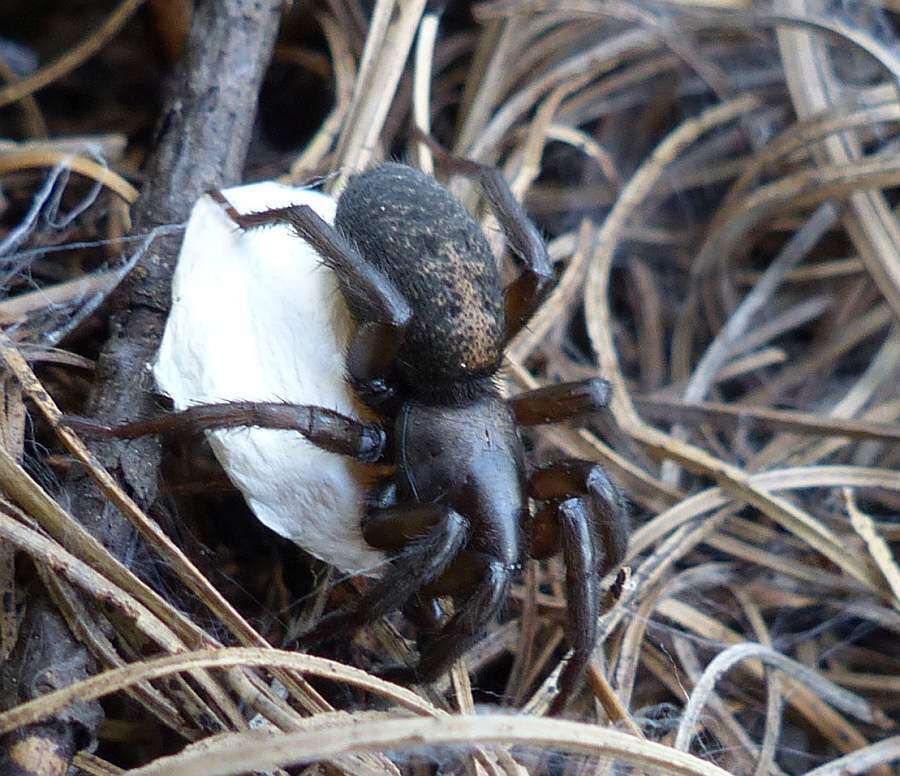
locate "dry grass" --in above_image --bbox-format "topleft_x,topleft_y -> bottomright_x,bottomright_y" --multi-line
0,1 -> 898,774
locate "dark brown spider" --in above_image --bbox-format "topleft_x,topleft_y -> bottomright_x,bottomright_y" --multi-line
67,155 -> 628,713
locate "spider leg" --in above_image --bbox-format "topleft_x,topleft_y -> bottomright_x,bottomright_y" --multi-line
510,378 -> 611,427
479,167 -> 553,341
208,190 -> 412,394
297,505 -> 469,647
62,401 -> 386,463
380,551 -> 510,683
362,502 -> 449,549
552,497 -> 600,716
526,460 -> 629,714
412,133 -> 552,341
529,458 -> 628,574
362,504 -> 451,646
403,594 -> 446,636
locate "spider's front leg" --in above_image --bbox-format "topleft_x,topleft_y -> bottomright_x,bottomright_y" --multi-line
529,459 -> 628,575
509,377 -> 611,426
378,551 -> 511,685
510,377 -> 628,713
299,500 -> 511,687
526,458 -> 628,716
63,401 -> 387,462
297,503 -> 470,647
510,376 -> 627,569
210,189 -> 412,402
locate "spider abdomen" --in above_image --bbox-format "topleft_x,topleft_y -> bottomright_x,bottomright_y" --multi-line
336,164 -> 506,391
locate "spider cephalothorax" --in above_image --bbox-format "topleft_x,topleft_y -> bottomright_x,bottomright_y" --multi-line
69,159 -> 628,713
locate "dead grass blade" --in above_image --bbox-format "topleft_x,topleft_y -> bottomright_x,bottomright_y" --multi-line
844,489 -> 900,610
0,647 -> 442,735
0,149 -> 138,202
673,643 -> 890,753
128,714 -> 734,776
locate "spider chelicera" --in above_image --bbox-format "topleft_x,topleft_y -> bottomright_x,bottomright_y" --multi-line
68,153 -> 629,713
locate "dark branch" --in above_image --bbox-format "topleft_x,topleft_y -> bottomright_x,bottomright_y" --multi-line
0,0 -> 283,767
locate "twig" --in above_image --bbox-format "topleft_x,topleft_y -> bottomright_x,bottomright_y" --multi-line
777,0 -> 900,322
0,0 -> 283,768
412,9 -> 441,174
0,150 -> 138,202
635,395 -> 900,442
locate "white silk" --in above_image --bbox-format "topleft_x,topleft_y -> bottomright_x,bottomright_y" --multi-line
153,182 -> 384,574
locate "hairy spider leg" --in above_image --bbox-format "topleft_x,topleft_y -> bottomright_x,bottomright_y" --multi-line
208,190 -> 412,396
402,594 -> 447,638
509,377 -> 612,426
527,458 -> 628,714
363,502 -> 450,643
506,377 -> 628,712
510,376 -> 627,571
555,498 -> 601,716
528,459 -> 628,575
380,550 -> 511,685
66,185 -> 419,471
361,504 -> 515,685
414,131 -> 554,341
478,167 -> 555,341
297,504 -> 470,645
62,401 -> 386,463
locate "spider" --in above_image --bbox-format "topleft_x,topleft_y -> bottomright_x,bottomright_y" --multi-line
67,155 -> 629,713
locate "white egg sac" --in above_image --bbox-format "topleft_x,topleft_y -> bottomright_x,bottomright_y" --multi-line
154,182 -> 384,574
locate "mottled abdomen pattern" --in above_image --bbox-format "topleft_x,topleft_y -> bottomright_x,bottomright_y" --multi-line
336,164 -> 505,388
